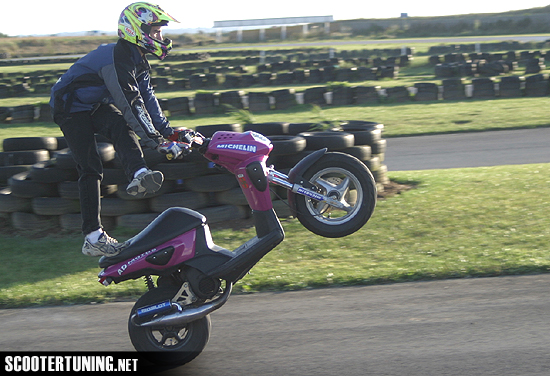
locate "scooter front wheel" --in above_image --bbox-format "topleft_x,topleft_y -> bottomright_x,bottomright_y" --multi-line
128,285 -> 211,366
294,152 -> 376,238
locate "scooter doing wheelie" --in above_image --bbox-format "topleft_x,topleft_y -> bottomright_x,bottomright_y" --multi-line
97,129 -> 377,365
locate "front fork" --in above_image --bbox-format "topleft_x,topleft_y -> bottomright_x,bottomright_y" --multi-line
267,168 -> 349,211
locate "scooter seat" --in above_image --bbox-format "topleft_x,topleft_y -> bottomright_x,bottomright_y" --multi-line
99,207 -> 205,268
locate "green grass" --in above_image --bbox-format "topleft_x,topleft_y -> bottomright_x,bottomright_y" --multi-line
3,96 -> 550,150
1,164 -> 549,307
1,36 -> 550,307
169,97 -> 550,137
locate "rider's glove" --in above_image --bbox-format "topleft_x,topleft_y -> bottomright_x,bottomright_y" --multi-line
157,141 -> 189,160
168,127 -> 195,144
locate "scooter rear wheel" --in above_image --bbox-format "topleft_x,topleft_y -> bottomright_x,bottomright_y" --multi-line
128,285 -> 211,366
294,152 -> 377,238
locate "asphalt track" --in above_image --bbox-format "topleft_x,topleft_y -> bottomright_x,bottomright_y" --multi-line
1,128 -> 550,375
385,127 -> 550,170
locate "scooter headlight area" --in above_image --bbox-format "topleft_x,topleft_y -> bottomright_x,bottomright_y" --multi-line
96,130 -> 377,366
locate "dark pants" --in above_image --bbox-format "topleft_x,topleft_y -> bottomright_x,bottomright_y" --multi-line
57,104 -> 147,235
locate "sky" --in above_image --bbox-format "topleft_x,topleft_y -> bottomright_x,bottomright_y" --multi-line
5,0 -> 550,37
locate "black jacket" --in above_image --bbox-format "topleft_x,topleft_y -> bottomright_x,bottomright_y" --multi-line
50,39 -> 172,149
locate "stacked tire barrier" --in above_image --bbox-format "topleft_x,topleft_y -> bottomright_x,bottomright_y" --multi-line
430,50 -> 549,79
3,69 -> 550,126
0,56 -> 404,98
0,122 -> 388,232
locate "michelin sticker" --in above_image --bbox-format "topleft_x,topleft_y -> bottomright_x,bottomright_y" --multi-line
216,144 -> 257,153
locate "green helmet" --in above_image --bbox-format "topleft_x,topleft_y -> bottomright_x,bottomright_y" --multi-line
118,2 -> 179,60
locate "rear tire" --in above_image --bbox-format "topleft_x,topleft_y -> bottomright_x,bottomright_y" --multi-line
128,285 -> 211,366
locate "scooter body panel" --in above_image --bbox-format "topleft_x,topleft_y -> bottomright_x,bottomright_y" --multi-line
204,131 -> 274,211
99,229 -> 197,284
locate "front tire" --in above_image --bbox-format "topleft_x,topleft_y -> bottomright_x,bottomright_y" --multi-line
128,285 -> 211,366
294,152 -> 376,238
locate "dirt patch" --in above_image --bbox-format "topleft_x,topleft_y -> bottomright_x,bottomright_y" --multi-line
377,180 -> 413,199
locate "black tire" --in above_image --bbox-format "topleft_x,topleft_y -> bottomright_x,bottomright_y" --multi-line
341,120 -> 384,132
214,187 -> 249,206
0,165 -> 31,185
100,197 -> 150,216
141,147 -> 167,168
52,143 -> 114,169
340,145 -> 372,162
156,161 -> 206,180
340,127 -> 381,146
10,105 -> 35,123
56,136 -> 69,150
53,149 -> 77,169
247,92 -> 271,112
267,135 -> 306,156
97,142 -> 115,163
298,131 -> 355,151
149,191 -> 209,212
166,97 -> 191,116
185,174 -> 238,193
11,212 -> 58,230
371,139 -> 387,155
244,122 -> 289,136
103,168 -> 129,185
3,137 -> 58,152
128,285 -> 211,366
117,213 -> 160,230
272,199 -> 292,218
364,156 -> 381,172
303,86 -> 326,105
288,123 -> 316,135
0,187 -> 32,213
31,197 -> 80,216
57,181 -> 80,199
385,86 -> 410,102
195,124 -> 243,138
0,150 -> 50,166
293,152 -> 376,238
58,181 -> 118,200
199,204 -> 249,223
9,171 -> 58,198
29,161 -> 79,183
59,213 -> 116,232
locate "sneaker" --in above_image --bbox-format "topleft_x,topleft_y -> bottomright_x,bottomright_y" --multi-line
126,169 -> 164,198
82,232 -> 126,257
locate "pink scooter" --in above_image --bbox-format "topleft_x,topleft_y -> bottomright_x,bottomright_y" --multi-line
98,130 -> 376,365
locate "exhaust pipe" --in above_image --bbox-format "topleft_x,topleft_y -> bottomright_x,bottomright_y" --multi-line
131,282 -> 233,327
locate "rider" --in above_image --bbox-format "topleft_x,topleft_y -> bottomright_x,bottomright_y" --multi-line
50,2 -> 188,257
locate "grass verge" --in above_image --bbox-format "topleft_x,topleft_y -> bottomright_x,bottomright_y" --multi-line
3,96 -> 550,149
1,163 -> 549,307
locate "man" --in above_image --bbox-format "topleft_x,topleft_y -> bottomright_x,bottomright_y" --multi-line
50,2 -> 188,257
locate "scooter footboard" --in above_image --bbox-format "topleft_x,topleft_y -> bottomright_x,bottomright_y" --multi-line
206,208 -> 284,282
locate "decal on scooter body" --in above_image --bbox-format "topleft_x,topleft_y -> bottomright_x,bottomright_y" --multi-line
98,230 -> 197,281
136,300 -> 172,317
216,144 -> 257,153
297,187 -> 325,201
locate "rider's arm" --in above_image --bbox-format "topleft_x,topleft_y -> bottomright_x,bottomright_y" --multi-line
99,41 -> 165,150
138,70 -> 174,140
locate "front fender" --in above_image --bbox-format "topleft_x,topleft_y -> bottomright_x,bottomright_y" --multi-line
287,148 -> 327,217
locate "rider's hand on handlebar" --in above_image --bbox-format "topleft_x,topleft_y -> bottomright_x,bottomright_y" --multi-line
168,127 -> 195,144
169,128 -> 206,148
157,141 -> 189,160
